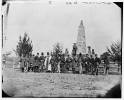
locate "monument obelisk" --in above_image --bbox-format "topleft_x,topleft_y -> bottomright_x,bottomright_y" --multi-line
76,20 -> 86,54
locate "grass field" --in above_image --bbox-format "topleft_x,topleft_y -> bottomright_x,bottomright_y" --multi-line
2,57 -> 122,97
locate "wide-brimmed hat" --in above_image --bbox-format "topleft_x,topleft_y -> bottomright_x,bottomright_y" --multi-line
47,52 -> 49,55
79,53 -> 82,56
41,52 -> 44,55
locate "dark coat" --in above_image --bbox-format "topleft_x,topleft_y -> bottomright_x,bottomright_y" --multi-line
34,56 -> 40,66
94,57 -> 101,64
85,57 -> 90,65
50,57 -> 55,65
39,55 -> 45,66
30,57 -> 35,67
66,57 -> 72,63
90,58 -> 95,64
60,57 -> 65,65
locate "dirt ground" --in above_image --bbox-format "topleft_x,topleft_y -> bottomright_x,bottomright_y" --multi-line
2,66 -> 121,97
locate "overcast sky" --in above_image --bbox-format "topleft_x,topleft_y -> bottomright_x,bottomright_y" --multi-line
3,2 -> 121,56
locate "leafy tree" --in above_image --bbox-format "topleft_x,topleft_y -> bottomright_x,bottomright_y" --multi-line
14,32 -> 33,57
107,40 -> 121,62
100,52 -> 110,61
52,42 -> 63,62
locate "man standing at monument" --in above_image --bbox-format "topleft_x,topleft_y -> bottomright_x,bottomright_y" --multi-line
78,53 -> 83,74
30,54 -> 35,72
60,54 -> 66,73
85,54 -> 90,75
39,52 -> 45,72
65,54 -> 72,72
94,54 -> 101,75
26,54 -> 30,72
72,55 -> 78,74
28,54 -> 32,72
73,43 -> 77,56
50,55 -> 56,73
90,55 -> 95,75
34,53 -> 40,73
45,52 -> 50,71
103,54 -> 109,75
19,54 -> 25,72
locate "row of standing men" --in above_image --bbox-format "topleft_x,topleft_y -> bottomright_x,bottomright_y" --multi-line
19,52 -> 101,75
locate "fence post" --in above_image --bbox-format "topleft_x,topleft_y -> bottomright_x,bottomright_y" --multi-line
117,62 -> 119,72
104,64 -> 106,75
13,58 -> 15,69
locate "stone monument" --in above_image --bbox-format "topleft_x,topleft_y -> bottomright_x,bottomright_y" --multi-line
76,20 -> 86,54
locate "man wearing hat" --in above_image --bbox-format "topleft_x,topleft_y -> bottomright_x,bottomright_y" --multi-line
60,54 -> 66,73
30,54 -> 35,72
19,54 -> 25,72
39,52 -> 45,72
85,54 -> 90,75
65,54 -> 72,72
78,53 -> 83,74
94,54 -> 101,75
56,53 -> 61,73
73,43 -> 77,56
34,53 -> 40,72
90,55 -> 95,75
45,52 -> 50,71
50,55 -> 56,73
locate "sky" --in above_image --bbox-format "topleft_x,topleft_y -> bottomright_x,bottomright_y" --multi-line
3,2 -> 121,57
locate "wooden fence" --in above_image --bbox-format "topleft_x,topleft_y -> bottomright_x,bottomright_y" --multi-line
98,62 -> 121,75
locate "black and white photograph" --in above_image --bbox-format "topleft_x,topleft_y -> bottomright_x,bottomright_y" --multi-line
2,0 -> 122,98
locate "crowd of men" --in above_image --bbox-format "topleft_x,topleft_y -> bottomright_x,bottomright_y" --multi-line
19,52 -> 104,75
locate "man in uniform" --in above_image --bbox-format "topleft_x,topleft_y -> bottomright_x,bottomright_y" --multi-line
31,54 -> 35,72
50,55 -> 56,73
65,54 -> 72,72
45,52 -> 51,71
60,54 -> 65,73
73,43 -> 77,56
103,55 -> 109,75
78,53 -> 83,74
90,55 -> 95,75
29,54 -> 35,72
23,54 -> 28,72
94,54 -> 101,75
39,52 -> 45,72
19,54 -> 25,72
26,54 -> 31,72
72,55 -> 77,74
85,54 -> 90,75
27,54 -> 31,72
57,53 -> 61,73
34,53 -> 40,73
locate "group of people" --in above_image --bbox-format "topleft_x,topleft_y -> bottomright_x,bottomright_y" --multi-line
19,52 -> 102,75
